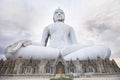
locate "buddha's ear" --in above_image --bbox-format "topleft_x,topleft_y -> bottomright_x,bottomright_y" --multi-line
53,16 -> 56,22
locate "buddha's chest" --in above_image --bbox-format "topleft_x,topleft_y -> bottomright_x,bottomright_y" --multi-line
49,26 -> 70,35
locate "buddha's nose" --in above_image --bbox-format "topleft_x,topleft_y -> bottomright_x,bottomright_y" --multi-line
58,13 -> 61,15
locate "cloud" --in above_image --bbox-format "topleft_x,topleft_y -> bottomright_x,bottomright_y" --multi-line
79,0 -> 120,59
0,47 -> 4,54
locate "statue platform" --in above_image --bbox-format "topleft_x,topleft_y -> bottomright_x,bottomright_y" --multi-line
0,54 -> 120,77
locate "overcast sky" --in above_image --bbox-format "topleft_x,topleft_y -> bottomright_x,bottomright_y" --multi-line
0,0 -> 120,67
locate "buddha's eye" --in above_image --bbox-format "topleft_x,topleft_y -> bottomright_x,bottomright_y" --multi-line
60,12 -> 63,14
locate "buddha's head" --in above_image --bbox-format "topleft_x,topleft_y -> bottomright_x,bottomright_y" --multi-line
53,8 -> 65,23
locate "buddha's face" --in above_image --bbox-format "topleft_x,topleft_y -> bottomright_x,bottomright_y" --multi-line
53,9 -> 65,22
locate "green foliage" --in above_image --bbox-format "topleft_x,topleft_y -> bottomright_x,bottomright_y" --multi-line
50,77 -> 72,80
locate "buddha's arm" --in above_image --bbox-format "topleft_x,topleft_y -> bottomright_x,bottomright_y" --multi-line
40,27 -> 50,46
69,27 -> 77,44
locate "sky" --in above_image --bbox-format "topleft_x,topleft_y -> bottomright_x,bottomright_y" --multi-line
0,0 -> 120,67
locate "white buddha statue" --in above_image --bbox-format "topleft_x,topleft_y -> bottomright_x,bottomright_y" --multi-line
5,9 -> 111,60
